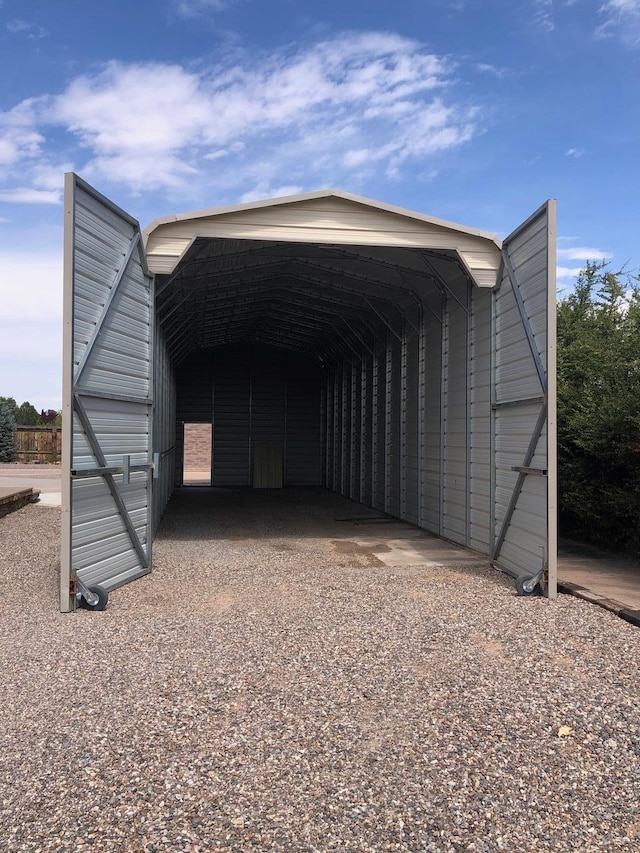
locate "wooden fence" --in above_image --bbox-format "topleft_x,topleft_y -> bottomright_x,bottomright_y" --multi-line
15,426 -> 62,463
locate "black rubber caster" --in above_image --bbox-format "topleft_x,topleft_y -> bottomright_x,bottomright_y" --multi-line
515,574 -> 539,596
80,585 -> 109,611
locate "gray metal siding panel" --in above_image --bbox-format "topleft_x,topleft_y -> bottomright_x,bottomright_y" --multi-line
494,205 -> 552,578
178,345 -> 321,487
372,350 -> 386,511
442,282 -> 468,544
402,325 -> 420,526
333,371 -> 341,493
64,176 -> 153,599
420,302 -> 441,534
469,287 -> 492,552
214,364 -> 251,486
320,379 -> 328,487
340,366 -> 351,497
324,372 -> 334,489
360,359 -> 373,505
152,323 -> 175,533
285,368 -> 322,486
385,336 -> 401,517
350,361 -> 361,501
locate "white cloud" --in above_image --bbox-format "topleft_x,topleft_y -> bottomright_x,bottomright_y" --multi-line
557,265 -> 585,281
172,0 -> 231,16
475,63 -> 511,78
240,183 -> 304,203
597,0 -> 640,44
0,100 -> 45,169
565,147 -> 585,157
21,33 -> 474,197
0,188 -> 61,203
533,0 -> 555,32
558,246 -> 612,260
6,19 -> 47,38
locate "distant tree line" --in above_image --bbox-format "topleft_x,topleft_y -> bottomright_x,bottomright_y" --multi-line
0,397 -> 62,462
557,262 -> 640,555
0,397 -> 61,427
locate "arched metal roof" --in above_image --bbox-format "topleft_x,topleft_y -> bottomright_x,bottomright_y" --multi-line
145,190 -> 503,365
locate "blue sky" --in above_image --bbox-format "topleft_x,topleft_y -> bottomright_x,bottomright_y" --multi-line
0,0 -> 638,410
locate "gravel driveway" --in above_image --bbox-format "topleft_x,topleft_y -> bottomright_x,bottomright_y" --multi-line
1,489 -> 639,851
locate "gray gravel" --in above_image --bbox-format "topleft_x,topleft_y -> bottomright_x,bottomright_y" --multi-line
1,489 -> 639,852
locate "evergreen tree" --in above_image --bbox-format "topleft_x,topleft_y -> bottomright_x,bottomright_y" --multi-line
15,401 -> 40,426
0,400 -> 17,463
557,262 -> 640,553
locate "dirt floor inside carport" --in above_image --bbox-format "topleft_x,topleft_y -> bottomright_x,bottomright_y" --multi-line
1,487 -> 639,852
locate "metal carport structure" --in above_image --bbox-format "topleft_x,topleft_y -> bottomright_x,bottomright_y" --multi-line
61,174 -> 556,611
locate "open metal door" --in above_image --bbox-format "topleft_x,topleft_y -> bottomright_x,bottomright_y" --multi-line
60,174 -> 155,612
491,201 -> 557,597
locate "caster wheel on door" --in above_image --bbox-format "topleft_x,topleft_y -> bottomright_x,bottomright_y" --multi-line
80,585 -> 109,611
515,574 -> 539,596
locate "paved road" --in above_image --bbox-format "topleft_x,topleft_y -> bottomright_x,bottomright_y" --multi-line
0,464 -> 62,505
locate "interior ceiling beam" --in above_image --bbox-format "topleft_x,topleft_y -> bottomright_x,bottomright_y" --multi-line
177,285 -> 369,321
157,255 -> 407,304
159,270 -> 406,327
317,244 -> 447,284
197,306 -> 357,338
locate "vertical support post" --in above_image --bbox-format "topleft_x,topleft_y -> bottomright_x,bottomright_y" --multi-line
400,320 -> 408,520
465,279 -> 472,547
351,360 -> 358,501
60,173 -> 76,613
384,333 -> 392,514
341,365 -> 348,496
372,352 -> 380,509
360,358 -> 367,504
439,290 -> 447,537
418,307 -> 426,528
546,200 -> 558,599
490,279 -> 499,556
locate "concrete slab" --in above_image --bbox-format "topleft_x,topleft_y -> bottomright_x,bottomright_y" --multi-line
558,538 -> 640,613
37,492 -> 62,507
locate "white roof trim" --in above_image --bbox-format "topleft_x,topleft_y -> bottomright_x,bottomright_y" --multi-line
143,188 -> 501,248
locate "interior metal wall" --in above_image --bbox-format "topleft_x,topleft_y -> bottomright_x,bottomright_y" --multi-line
152,323 -> 176,532
175,344 -> 322,486
319,276 -> 494,555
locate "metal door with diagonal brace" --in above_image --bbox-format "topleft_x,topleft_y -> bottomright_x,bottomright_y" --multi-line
491,201 -> 557,596
60,174 -> 155,612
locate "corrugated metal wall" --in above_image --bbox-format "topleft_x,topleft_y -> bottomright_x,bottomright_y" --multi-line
175,344 -> 322,487
492,204 -> 554,581
62,176 -> 154,604
152,323 -> 176,532
317,274 -> 496,556
469,288 -> 492,551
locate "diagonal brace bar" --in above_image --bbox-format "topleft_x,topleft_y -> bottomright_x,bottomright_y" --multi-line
492,403 -> 547,561
73,394 -> 149,568
501,247 -> 547,393
74,232 -> 141,383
